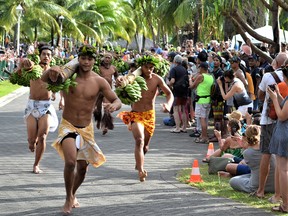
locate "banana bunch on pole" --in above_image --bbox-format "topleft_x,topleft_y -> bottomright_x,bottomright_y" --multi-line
21,65 -> 43,81
9,70 -> 30,86
47,72 -> 78,93
115,70 -> 148,105
46,57 -> 79,93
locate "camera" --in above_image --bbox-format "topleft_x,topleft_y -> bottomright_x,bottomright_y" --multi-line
268,84 -> 276,91
248,107 -> 252,115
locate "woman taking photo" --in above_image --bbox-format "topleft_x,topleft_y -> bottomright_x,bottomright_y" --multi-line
267,65 -> 288,213
217,69 -> 253,116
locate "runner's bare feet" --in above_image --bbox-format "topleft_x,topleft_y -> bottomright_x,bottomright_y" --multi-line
72,197 -> 80,208
139,170 -> 148,182
29,143 -> 35,152
62,198 -> 73,214
102,128 -> 108,135
33,166 -> 43,174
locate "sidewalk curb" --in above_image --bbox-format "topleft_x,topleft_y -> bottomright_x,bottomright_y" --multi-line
0,86 -> 29,108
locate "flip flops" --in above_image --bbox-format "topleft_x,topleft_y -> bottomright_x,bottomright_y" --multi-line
271,205 -> 288,213
170,129 -> 181,133
268,196 -> 282,204
248,191 -> 264,199
195,137 -> 209,144
189,131 -> 201,137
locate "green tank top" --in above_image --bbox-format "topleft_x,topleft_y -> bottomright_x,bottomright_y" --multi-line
196,73 -> 214,104
221,148 -> 244,159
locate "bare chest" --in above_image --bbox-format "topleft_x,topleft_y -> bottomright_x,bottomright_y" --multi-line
99,66 -> 116,77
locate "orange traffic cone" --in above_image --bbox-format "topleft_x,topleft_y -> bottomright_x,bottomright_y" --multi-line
189,159 -> 203,183
206,142 -> 215,158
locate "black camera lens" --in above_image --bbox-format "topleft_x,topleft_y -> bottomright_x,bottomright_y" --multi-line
268,84 -> 276,91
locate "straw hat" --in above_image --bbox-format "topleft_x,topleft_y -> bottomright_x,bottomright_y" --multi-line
226,110 -> 243,121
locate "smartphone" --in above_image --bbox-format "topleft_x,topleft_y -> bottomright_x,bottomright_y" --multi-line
248,107 -> 252,115
268,84 -> 276,91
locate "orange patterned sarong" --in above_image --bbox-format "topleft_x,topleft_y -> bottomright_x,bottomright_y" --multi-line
117,110 -> 155,136
52,118 -> 106,168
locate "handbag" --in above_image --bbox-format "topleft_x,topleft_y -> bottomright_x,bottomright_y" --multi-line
267,72 -> 281,120
208,156 -> 232,174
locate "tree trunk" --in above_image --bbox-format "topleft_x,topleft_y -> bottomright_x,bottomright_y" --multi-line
13,24 -> 17,49
271,2 -> 280,53
34,26 -> 38,42
134,33 -> 140,53
193,9 -> 199,44
51,27 -> 54,47
142,36 -> 146,53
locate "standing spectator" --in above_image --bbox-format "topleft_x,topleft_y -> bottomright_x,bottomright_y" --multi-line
248,54 -> 263,111
169,55 -> 189,133
210,55 -> 225,141
230,56 -> 248,89
190,62 -> 214,143
267,64 -> 288,213
217,69 -> 253,116
255,52 -> 288,199
189,51 -> 208,138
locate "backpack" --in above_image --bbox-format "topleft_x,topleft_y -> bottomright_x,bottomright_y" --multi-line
267,72 -> 281,120
173,72 -> 189,91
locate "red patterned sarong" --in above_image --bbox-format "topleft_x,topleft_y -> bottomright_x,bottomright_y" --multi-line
117,110 -> 155,136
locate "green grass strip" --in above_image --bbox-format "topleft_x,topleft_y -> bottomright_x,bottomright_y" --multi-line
177,164 -> 280,214
0,80 -> 21,97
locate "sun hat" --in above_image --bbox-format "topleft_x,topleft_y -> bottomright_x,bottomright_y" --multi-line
226,110 -> 243,121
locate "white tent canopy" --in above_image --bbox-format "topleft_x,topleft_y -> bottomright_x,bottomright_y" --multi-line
231,25 -> 288,49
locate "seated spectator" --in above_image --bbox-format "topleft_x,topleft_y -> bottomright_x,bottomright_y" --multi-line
202,118 -> 244,162
229,125 -> 275,194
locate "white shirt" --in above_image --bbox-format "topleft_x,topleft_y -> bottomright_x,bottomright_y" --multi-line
258,68 -> 283,125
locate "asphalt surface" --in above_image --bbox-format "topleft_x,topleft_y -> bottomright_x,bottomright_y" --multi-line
0,88 -> 274,216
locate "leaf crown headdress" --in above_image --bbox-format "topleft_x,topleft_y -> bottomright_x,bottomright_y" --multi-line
136,55 -> 160,67
78,45 -> 97,59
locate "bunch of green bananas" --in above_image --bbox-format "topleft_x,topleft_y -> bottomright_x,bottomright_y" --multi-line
27,54 -> 40,65
115,59 -> 130,75
115,75 -> 148,105
50,57 -> 56,66
22,65 -> 43,81
93,64 -> 100,74
47,73 -> 78,93
9,71 -> 30,87
134,76 -> 148,90
154,58 -> 170,78
54,56 -> 66,66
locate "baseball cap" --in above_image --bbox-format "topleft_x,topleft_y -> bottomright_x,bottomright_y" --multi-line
229,56 -> 241,62
248,54 -> 258,60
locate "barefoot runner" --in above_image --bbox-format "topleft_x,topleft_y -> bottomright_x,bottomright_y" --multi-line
42,45 -> 122,214
24,44 -> 58,174
117,55 -> 174,182
96,52 -> 119,135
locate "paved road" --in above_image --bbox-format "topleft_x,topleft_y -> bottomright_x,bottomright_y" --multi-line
0,90 -> 274,216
